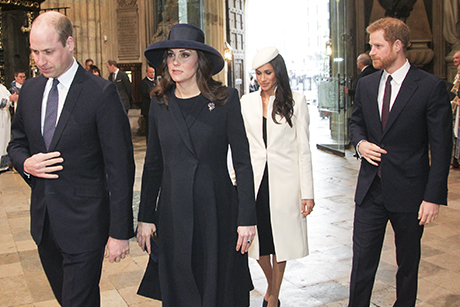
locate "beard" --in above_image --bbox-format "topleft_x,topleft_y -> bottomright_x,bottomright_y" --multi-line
372,51 -> 398,70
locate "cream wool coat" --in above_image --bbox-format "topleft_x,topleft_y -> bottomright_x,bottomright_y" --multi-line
240,90 -> 314,262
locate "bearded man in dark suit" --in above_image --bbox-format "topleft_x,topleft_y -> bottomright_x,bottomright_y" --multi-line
8,11 -> 135,306
348,17 -> 452,307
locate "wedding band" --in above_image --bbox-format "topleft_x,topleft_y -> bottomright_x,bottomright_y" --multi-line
247,240 -> 251,244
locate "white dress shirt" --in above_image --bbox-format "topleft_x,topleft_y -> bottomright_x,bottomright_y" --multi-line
41,59 -> 78,134
377,59 -> 410,119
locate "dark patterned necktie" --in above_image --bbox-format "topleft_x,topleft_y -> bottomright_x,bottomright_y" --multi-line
381,75 -> 392,129
43,78 -> 59,149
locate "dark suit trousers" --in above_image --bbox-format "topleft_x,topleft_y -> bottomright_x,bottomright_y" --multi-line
38,212 -> 105,307
349,177 -> 424,307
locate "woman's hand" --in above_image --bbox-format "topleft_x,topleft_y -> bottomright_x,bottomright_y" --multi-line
137,222 -> 156,254
301,199 -> 315,217
236,225 -> 256,254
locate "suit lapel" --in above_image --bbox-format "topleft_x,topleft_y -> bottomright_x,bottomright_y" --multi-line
383,65 -> 419,135
167,92 -> 197,157
366,71 -> 384,137
31,76 -> 48,151
48,65 -> 85,151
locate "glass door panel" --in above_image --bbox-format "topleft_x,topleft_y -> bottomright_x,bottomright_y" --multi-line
316,0 -> 353,157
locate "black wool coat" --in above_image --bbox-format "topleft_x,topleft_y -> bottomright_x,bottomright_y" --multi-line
138,87 -> 257,307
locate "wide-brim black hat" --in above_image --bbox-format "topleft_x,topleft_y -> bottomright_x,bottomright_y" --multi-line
144,24 -> 225,75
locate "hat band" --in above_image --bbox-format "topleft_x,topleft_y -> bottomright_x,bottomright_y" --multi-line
169,26 -> 205,43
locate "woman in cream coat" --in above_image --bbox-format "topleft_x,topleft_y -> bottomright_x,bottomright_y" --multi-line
241,47 -> 315,307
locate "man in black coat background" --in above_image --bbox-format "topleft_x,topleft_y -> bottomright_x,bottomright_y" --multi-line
346,53 -> 379,99
107,59 -> 133,113
140,66 -> 156,142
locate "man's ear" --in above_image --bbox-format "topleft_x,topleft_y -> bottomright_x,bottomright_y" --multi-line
393,39 -> 403,53
66,36 -> 75,52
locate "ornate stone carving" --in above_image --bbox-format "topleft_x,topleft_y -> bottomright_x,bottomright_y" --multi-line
117,0 -> 137,9
370,0 -> 434,67
0,0 -> 42,9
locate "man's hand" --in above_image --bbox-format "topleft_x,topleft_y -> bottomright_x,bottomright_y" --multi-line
357,141 -> 387,166
23,152 -> 63,179
236,225 -> 256,254
105,237 -> 130,263
418,201 -> 440,226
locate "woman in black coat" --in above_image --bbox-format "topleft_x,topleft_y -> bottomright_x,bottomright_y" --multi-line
136,24 -> 257,307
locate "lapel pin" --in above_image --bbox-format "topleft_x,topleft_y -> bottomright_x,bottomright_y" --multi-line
208,102 -> 215,111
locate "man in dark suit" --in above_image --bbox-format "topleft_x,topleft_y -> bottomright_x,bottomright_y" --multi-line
7,12 -> 135,306
346,53 -> 379,98
348,17 -> 452,307
107,59 -> 133,112
140,66 -> 156,142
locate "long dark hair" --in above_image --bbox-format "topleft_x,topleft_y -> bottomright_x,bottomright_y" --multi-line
269,54 -> 294,127
154,50 -> 228,105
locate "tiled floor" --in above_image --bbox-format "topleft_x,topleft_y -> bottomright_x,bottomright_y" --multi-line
1,106 -> 460,306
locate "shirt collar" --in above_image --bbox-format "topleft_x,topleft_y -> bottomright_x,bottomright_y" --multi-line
55,58 -> 78,89
384,59 -> 410,85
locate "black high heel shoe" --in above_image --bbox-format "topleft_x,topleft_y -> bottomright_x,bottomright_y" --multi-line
262,299 -> 280,307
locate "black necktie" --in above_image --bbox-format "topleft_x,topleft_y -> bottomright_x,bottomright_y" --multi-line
43,78 -> 59,149
381,75 -> 392,129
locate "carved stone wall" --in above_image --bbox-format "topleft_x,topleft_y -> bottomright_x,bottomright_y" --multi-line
355,0 -> 447,80
40,0 -> 152,78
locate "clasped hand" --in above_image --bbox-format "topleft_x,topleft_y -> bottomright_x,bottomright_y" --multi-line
358,141 -> 387,166
105,237 -> 130,263
24,151 -> 63,179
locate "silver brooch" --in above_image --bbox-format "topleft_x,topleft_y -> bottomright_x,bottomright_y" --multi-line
208,102 -> 215,111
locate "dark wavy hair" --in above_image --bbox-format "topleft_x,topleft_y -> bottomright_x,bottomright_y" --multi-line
154,50 -> 228,106
267,54 -> 294,127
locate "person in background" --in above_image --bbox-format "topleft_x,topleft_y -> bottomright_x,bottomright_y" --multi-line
0,84 -> 14,172
348,17 -> 452,307
136,23 -> 256,307
249,75 -> 259,92
7,11 -> 135,306
140,66 -> 156,141
107,60 -> 133,113
345,53 -> 379,98
451,51 -> 460,168
89,64 -> 101,77
85,58 -> 94,71
8,70 -> 27,118
240,46 -> 315,307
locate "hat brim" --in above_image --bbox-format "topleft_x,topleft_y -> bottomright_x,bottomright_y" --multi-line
145,40 -> 225,75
